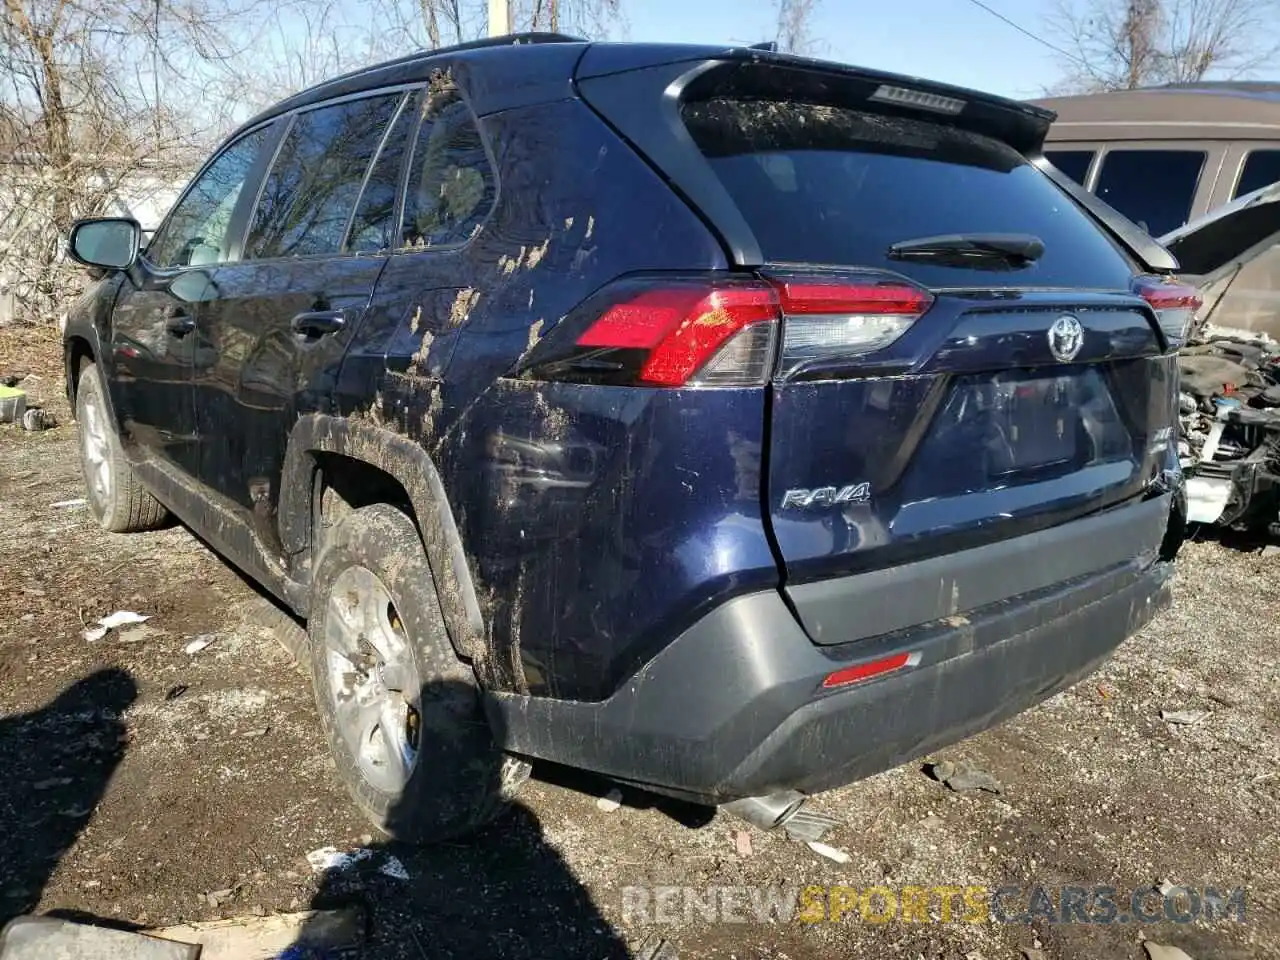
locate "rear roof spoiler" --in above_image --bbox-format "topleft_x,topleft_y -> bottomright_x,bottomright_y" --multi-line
577,44 -> 1058,154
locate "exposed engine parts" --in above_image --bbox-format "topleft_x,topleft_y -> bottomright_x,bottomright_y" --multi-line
1180,324 -> 1280,531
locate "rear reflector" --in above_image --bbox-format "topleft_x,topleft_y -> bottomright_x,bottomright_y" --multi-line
1133,275 -> 1202,348
822,650 -> 919,689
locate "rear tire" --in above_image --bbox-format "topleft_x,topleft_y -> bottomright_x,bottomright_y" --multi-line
308,503 -> 529,843
75,363 -> 169,533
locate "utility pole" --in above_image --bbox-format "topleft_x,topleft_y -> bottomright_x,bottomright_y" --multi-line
487,0 -> 511,36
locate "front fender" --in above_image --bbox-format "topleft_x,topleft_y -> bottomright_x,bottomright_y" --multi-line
279,414 -> 486,665
62,274 -> 126,414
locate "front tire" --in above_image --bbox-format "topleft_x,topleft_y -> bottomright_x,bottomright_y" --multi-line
308,503 -> 529,843
75,363 -> 169,533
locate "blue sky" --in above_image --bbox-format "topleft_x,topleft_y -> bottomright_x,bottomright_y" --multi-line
615,0 -> 1066,99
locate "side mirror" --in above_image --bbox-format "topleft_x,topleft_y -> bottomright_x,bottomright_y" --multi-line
68,218 -> 142,271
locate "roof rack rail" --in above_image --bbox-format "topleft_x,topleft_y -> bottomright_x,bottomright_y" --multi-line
321,32 -> 587,88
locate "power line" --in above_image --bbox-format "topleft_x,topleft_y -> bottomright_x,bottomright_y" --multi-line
961,0 -> 1085,65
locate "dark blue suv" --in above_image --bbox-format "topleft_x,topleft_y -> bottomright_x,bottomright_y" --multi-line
62,35 -> 1190,841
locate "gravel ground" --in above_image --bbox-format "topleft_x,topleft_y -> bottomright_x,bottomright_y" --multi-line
0,327 -> 1277,959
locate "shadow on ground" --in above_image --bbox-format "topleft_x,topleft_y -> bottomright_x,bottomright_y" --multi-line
284,677 -> 635,960
0,669 -> 137,928
1186,520 -> 1276,552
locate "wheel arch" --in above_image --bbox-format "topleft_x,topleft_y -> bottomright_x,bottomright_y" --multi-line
64,335 -> 97,408
280,414 -> 486,666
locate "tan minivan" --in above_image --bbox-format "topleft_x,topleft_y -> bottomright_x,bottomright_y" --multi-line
1037,83 -> 1280,233
1036,83 -> 1280,338
1036,84 -> 1280,529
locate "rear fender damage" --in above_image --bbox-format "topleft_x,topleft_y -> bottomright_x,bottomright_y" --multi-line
279,414 -> 487,668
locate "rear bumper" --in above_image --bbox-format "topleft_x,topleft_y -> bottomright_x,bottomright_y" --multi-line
485,496 -> 1175,804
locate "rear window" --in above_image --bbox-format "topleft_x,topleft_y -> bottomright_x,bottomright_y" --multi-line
1094,149 -> 1204,238
1234,149 -> 1280,199
681,98 -> 1135,290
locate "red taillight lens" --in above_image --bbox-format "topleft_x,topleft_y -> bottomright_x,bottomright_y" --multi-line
1133,275 -> 1202,348
774,280 -> 932,317
577,285 -> 779,386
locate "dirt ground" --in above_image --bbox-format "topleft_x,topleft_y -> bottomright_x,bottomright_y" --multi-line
1,324 -> 1277,959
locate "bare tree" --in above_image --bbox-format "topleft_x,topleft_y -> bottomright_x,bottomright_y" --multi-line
0,0 -> 276,322
774,0 -> 820,54
0,0 -> 625,325
1048,0 -> 1280,92
522,0 -> 622,35
242,0 -> 623,103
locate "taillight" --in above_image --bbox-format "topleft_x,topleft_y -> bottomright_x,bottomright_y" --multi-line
518,271 -> 934,387
770,273 -> 933,379
518,277 -> 781,387
1133,275 -> 1202,349
576,284 -> 779,386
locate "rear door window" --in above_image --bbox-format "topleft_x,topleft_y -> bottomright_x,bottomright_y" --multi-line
680,98 -> 1135,290
1234,149 -> 1280,199
1094,149 -> 1205,237
347,96 -> 416,254
1045,149 -> 1094,186
247,92 -> 402,260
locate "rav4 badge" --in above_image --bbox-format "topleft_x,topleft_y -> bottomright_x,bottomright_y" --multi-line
781,483 -> 871,509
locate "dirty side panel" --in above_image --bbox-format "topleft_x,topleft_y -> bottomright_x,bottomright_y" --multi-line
333,98 -> 773,700
459,381 -> 776,701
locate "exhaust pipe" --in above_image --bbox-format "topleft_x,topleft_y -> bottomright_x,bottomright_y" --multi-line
721,790 -> 843,842
720,790 -> 807,830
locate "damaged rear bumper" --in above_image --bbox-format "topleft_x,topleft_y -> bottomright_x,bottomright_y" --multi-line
484,497 -> 1175,804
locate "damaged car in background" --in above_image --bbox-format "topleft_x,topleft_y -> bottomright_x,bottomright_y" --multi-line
1160,181 -> 1280,531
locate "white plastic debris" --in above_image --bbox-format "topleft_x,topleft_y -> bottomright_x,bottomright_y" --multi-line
1144,943 -> 1196,960
596,788 -> 623,812
306,846 -> 355,873
51,498 -> 87,509
305,845 -> 409,881
379,855 -> 410,881
184,634 -> 216,655
1160,709 -> 1211,726
805,841 -> 851,864
83,611 -> 149,642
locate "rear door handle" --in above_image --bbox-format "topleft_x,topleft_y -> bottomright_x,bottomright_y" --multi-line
165,308 -> 195,337
291,310 -> 346,337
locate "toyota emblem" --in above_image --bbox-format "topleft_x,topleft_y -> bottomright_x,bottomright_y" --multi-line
1048,315 -> 1084,363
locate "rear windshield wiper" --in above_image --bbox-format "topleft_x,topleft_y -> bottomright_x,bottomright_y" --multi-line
887,233 -> 1045,269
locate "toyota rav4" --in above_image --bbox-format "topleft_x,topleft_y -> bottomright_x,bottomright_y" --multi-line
63,34 -> 1186,841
